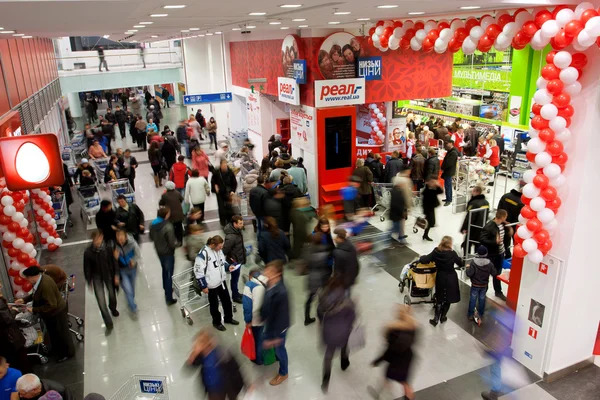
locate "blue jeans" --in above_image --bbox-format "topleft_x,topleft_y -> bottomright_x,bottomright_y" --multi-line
251,326 -> 264,365
468,286 -> 487,317
491,254 -> 505,294
119,267 -> 138,313
491,356 -> 502,392
158,255 -> 175,302
274,332 -> 288,376
444,176 -> 453,202
256,217 -> 263,236
390,220 -> 405,240
230,266 -> 241,299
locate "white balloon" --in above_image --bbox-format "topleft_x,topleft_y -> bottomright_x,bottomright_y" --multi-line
553,51 -> 572,69
439,28 -> 453,41
29,249 -> 37,258
36,209 -> 45,216
410,37 -> 422,51
522,169 -> 536,184
480,16 -> 495,29
585,16 -> 600,37
424,20 -> 437,33
564,81 -> 582,96
495,32 -> 511,48
11,212 -> 24,223
536,77 -> 547,89
503,22 -> 518,36
450,19 -> 464,31
571,40 -> 588,52
540,104 -> 558,120
41,231 -> 49,239
518,214 -> 529,225
543,163 -> 561,179
377,112 -> 383,119
462,37 -> 477,55
517,225 -> 533,240
540,20 -> 560,39
577,29 -> 595,48
374,108 -> 380,114
19,219 -> 28,228
533,89 -> 552,105
523,183 -> 541,198
537,208 -> 555,224
549,117 -> 567,132
551,174 -> 566,188
528,250 -> 544,264
380,117 -> 387,123
54,237 -> 63,246
372,34 -> 380,45
469,26 -> 484,42
1,196 -> 14,207
555,9 -> 575,28
515,11 -> 532,25
555,128 -> 571,143
523,238 -> 538,253
371,121 -> 378,127
403,21 -> 414,29
434,38 -> 447,53
529,129 -> 539,138
389,38 -> 400,50
415,29 -> 427,42
47,237 -> 55,244
575,2 -> 595,18
530,31 -> 549,50
3,205 -> 16,217
375,26 -> 384,36
43,213 -> 52,222
383,20 -> 394,28
545,218 -> 558,233
534,152 -> 552,168
22,243 -> 34,253
530,197 -> 546,212
527,137 -> 546,154
393,27 -> 405,39
3,231 -> 16,242
12,238 -> 25,249
369,104 -> 377,110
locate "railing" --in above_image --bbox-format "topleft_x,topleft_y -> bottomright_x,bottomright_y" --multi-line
55,50 -> 182,73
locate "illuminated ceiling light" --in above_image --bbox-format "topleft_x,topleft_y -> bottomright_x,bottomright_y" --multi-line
0,31 -> 15,34
13,33 -> 24,36
334,11 -> 351,15
328,21 -> 341,25
280,4 -> 302,8
0,28 -> 3,30
103,34 -> 110,38
280,27 -> 289,29
140,22 -> 153,24
248,12 -> 266,16
189,28 -> 200,31
151,35 -> 158,38
133,25 -> 145,28
408,11 -> 425,15
356,18 -> 371,21
232,28 -> 241,31
246,25 -> 256,28
163,5 -> 186,8
132,40 -> 138,42
150,14 -> 169,17
298,25 -> 309,28
181,30 -> 190,32
270,21 -> 282,25
21,36 -> 32,39
377,5 -> 398,8
206,33 -> 213,36
198,34 -> 205,37
460,6 -> 481,9
292,18 -> 306,22
215,31 -> 222,34
129,29 -> 138,32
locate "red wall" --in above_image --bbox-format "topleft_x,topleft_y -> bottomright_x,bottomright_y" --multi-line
230,36 -> 453,106
0,38 -> 57,117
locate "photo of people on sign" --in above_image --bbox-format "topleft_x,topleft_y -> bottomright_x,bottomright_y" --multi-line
282,35 -> 301,78
318,32 -> 365,80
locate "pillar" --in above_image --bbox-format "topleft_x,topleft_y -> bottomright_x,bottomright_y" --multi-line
66,92 -> 83,118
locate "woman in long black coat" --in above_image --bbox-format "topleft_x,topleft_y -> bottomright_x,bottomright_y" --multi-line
419,235 -> 463,326
0,282 -> 32,373
61,162 -> 74,214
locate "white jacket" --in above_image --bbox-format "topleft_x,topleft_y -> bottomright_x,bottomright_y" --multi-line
194,246 -> 227,289
242,275 -> 268,326
185,176 -> 210,205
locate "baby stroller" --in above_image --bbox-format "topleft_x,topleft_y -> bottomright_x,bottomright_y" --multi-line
399,261 -> 437,306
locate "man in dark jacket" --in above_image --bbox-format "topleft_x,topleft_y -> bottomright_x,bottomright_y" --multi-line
410,147 -> 426,191
332,228 -> 359,289
463,122 -> 479,156
424,148 -> 440,182
16,373 -> 74,400
264,190 -> 284,229
104,90 -> 113,109
74,159 -> 96,184
161,87 -> 170,108
460,186 -> 490,256
114,105 -> 128,138
389,178 -> 408,245
222,215 -> 246,303
441,141 -> 459,206
95,200 -> 118,244
104,108 -> 116,125
211,160 -> 238,226
115,195 -> 145,242
479,209 -> 511,301
249,176 -> 269,233
279,176 -> 302,233
159,182 -> 185,243
466,245 -> 498,322
176,120 -> 189,157
383,151 -> 403,183
261,260 -> 290,386
195,109 -> 206,128
149,207 -> 178,305
84,230 -> 119,333
497,186 -> 524,224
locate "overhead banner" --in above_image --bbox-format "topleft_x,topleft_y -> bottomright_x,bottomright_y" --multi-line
290,105 -> 315,154
357,57 -> 382,81
282,35 -> 302,79
315,78 -> 366,108
317,32 -> 364,80
277,77 -> 300,106
246,93 -> 261,136
293,60 -> 307,84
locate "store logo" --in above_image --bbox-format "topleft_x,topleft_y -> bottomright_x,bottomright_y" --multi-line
278,77 -> 300,106
358,57 -> 382,81
539,263 -> 548,275
453,69 -> 504,82
315,78 -> 365,108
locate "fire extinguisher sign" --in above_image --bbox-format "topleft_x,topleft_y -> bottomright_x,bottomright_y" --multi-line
528,326 -> 538,339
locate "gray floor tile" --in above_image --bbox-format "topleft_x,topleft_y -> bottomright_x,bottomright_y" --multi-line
538,364 -> 600,400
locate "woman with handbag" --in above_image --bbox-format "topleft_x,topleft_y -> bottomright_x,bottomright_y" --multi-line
317,275 -> 356,394
184,170 -> 210,222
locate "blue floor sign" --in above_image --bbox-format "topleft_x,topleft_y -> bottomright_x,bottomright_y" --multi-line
184,92 -> 232,105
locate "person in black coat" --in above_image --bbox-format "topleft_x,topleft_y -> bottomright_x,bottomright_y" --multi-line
383,151 -> 404,183
222,216 -> 246,303
389,178 -> 407,244
249,176 -> 269,233
460,186 -> 490,255
211,160 -> 238,226
441,141 -> 459,206
497,187 -> 524,224
419,236 -> 463,326
304,233 -> 332,326
479,209 -> 512,301
258,217 -> 290,264
423,147 -> 440,182
161,135 -> 178,172
0,282 -> 32,373
421,178 -> 443,241
95,200 -> 118,244
114,105 -> 128,138
332,228 -> 359,290
60,162 -> 74,214
279,177 -> 302,234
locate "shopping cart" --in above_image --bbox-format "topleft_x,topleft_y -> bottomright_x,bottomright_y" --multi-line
51,191 -> 71,238
62,146 -> 78,178
10,305 -> 49,364
399,260 -> 437,306
70,133 -> 87,156
63,274 -> 84,342
110,179 -> 135,205
371,183 -> 393,222
110,375 -> 169,400
76,184 -> 101,224
91,157 -> 110,185
172,268 -> 209,325
409,191 -> 428,234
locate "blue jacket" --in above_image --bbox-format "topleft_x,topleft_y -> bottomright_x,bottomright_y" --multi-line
115,234 -> 139,268
260,280 -> 290,339
190,348 -> 223,393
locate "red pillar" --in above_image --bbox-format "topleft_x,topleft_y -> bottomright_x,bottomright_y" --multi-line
506,256 -> 524,311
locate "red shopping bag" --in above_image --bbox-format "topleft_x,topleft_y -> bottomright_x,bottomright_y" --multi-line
241,326 -> 256,360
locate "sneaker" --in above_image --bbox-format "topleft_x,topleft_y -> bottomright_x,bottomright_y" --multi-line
111,310 -> 120,317
224,319 -> 240,325
481,390 -> 501,400
269,374 -> 288,386
304,317 -> 316,326
444,201 -> 452,206
213,324 -> 226,332
495,292 -> 507,301
321,376 -> 330,394
440,316 -> 448,323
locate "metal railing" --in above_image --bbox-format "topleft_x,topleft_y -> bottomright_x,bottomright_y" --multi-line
55,51 -> 182,73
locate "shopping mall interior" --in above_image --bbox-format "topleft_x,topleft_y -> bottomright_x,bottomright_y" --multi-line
0,1 -> 599,399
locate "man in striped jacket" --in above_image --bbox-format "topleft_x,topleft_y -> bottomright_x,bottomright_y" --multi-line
242,269 -> 269,365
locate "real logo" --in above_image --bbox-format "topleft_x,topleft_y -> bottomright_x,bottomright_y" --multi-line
320,84 -> 361,100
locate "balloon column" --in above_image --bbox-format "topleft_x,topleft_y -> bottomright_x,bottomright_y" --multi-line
368,103 -> 387,145
368,3 -> 600,261
29,189 -> 63,252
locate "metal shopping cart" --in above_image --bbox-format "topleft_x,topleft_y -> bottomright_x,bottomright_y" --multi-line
371,183 -> 393,221
62,146 -> 78,178
91,157 -> 110,185
110,375 -> 169,400
110,179 -> 135,205
63,274 -> 84,342
409,190 -> 428,234
10,305 -> 49,364
172,268 -> 209,325
51,191 -> 72,238
76,184 -> 101,224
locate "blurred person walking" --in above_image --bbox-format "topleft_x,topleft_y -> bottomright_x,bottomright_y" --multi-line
114,106 -> 127,139
95,200 -> 118,244
421,178 -> 443,241
149,207 -> 178,305
304,233 -> 333,326
160,182 -> 185,244
410,146 -> 425,191
250,176 -> 269,234
466,246 -> 498,324
169,155 -> 192,197
161,87 -> 170,108
441,141 -> 459,206
480,309 -> 515,400
207,117 -> 218,150
383,151 -> 403,183
119,149 -> 138,191
242,269 -> 269,365
258,217 -> 290,264
185,170 -> 210,221
191,147 -> 211,179
479,209 -> 512,301
389,177 -> 408,245
0,284 -> 31,373
115,195 -> 145,243
460,186 -> 490,256
114,230 -> 141,315
332,228 -> 359,291
148,142 -> 163,188
290,196 -> 317,261
211,160 -> 237,227
352,158 -> 373,207
222,215 -> 246,304
97,46 -> 108,71
287,159 -> 307,193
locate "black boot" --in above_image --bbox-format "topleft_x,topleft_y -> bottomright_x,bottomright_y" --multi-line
341,357 -> 350,371
321,373 -> 330,394
430,304 -> 442,326
440,303 -> 450,323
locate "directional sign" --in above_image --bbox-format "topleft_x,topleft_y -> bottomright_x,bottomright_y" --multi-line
183,92 -> 232,105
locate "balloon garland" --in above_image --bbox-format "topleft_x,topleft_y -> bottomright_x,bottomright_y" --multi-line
368,3 -> 599,262
367,103 -> 386,146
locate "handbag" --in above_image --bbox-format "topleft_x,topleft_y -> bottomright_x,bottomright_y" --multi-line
241,327 -> 256,360
347,322 -> 366,351
262,348 -> 276,366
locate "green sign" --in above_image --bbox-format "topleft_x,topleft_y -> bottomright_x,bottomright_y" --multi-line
452,66 -> 511,93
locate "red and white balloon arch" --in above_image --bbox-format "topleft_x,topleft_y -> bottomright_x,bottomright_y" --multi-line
368,3 -> 599,263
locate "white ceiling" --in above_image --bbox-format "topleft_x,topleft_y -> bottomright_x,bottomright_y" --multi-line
0,0 -> 583,42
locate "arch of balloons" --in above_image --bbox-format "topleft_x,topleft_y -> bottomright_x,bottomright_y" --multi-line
0,183 -> 63,296
367,3 -> 599,263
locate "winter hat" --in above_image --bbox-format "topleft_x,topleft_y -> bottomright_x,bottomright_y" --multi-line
476,245 -> 488,257
165,181 -> 176,190
275,134 -> 282,140
22,266 -> 42,277
39,391 -> 63,400
81,158 -> 89,163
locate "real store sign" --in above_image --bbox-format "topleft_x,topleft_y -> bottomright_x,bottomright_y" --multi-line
452,67 -> 511,93
278,77 -> 300,106
315,78 -> 366,108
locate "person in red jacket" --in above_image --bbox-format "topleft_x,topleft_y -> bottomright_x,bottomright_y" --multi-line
488,139 -> 501,173
169,155 -> 191,196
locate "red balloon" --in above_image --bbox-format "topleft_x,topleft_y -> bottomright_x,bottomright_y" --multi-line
540,187 -> 558,202
25,234 -> 34,243
522,21 -> 538,38
478,35 -> 493,49
541,64 -> 560,81
7,248 -> 20,258
393,21 -> 403,28
414,21 -> 424,30
552,5 -> 569,18
564,20 -> 584,38
533,229 -> 550,244
25,258 -> 38,267
427,29 -> 439,41
17,227 -> 29,239
1,240 -> 12,249
454,27 -> 469,41
557,105 -> 574,119
512,36 -> 527,50
521,205 -> 537,219
38,220 -> 48,229
14,203 -> 25,212
531,115 -> 549,130
553,92 -> 571,109
7,222 -> 19,233
0,215 -> 11,225
552,152 -> 568,166
367,37 -> 373,47
531,103 -> 542,115
581,9 -> 599,24
525,151 -> 537,163
546,140 -> 564,156
13,276 -> 26,286
534,10 -> 553,29
546,51 -> 557,64
538,128 -> 555,143
369,27 -> 376,36
8,268 -> 20,277
526,218 -> 543,232
447,37 -> 460,52
497,14 -> 514,28
422,37 -> 434,51
12,192 -> 23,202
383,26 -> 394,38
533,174 -> 549,189
547,197 -> 561,211
538,239 -> 552,254
570,53 -> 587,69
438,21 -> 450,30
464,19 -> 479,31
564,116 -> 572,128
485,24 -> 502,40
404,28 -> 416,38
376,20 -> 385,27
521,196 -> 531,206
513,31 -> 528,46
514,234 -> 524,245
17,253 -> 29,263
21,282 -> 33,292
513,244 -> 527,258
546,79 -> 564,95
554,30 -> 573,48
47,244 -> 58,252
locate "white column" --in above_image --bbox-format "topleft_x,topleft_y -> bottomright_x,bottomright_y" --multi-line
66,92 -> 83,118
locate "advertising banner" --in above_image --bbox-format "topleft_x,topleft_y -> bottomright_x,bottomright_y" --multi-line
246,93 -> 261,136
277,77 -> 300,106
293,60 -> 307,84
315,78 -> 365,108
290,105 -> 315,154
387,117 -> 407,153
357,57 -> 382,81
282,35 -> 302,79
317,32 -> 365,80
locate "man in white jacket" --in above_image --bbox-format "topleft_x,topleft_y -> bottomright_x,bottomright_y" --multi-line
242,269 -> 269,365
184,170 -> 210,217
194,235 -> 239,331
